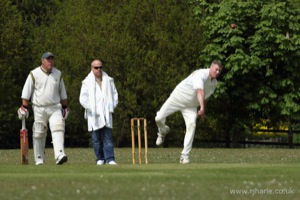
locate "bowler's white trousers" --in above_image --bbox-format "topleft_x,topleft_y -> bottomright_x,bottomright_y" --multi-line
155,85 -> 198,156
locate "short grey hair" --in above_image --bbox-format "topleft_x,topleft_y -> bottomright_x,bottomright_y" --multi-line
211,60 -> 223,68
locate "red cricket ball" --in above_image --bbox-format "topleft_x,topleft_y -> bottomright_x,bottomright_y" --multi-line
230,23 -> 236,29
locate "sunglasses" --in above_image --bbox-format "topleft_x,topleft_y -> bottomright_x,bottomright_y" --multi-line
93,66 -> 103,70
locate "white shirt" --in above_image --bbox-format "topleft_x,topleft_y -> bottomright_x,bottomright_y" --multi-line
173,68 -> 218,107
79,71 -> 118,131
21,66 -> 67,106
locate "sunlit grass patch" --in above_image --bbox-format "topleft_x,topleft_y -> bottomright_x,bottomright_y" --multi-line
0,148 -> 299,200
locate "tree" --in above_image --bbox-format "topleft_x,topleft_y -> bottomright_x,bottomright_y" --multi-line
191,0 -> 300,146
0,0 -> 26,148
25,0 -> 204,147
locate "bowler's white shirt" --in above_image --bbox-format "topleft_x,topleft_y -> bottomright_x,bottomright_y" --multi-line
173,68 -> 218,107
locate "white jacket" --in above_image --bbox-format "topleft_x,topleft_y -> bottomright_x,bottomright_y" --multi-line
79,71 -> 118,131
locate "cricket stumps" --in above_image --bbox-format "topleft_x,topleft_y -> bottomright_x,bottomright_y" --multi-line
131,118 -> 148,164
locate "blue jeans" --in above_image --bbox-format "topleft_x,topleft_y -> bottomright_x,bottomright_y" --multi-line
91,126 -> 115,163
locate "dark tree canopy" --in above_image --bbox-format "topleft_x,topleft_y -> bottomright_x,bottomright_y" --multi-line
1,0 -> 300,148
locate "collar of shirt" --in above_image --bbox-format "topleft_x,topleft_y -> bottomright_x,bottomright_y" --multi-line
40,66 -> 51,75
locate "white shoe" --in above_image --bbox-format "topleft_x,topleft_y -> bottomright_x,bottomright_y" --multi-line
97,160 -> 105,165
156,126 -> 170,146
107,160 -> 117,165
180,154 -> 190,164
56,154 -> 68,165
35,161 -> 44,165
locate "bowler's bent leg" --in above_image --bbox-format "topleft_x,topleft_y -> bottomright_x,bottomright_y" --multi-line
155,96 -> 179,134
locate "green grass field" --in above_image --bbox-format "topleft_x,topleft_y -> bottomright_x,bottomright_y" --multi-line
0,148 -> 299,200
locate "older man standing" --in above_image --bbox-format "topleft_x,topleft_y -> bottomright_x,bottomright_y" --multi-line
155,60 -> 223,164
18,52 -> 69,165
79,59 -> 118,165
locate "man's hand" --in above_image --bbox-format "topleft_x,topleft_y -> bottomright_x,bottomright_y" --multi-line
18,105 -> 29,119
198,108 -> 205,122
197,89 -> 205,122
62,106 -> 69,120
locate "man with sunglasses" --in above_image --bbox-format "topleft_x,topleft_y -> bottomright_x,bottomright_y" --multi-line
18,52 -> 69,165
79,59 -> 118,165
155,60 -> 223,164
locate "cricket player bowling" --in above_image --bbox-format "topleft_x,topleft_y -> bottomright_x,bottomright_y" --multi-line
155,60 -> 223,164
18,52 -> 69,165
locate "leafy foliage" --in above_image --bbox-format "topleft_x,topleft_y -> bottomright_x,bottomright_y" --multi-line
1,0 -> 203,148
2,0 -> 300,148
191,0 -> 300,146
0,0 -> 26,147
